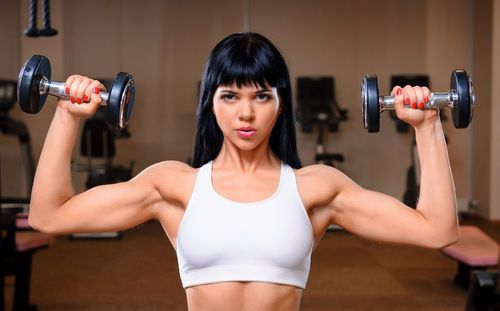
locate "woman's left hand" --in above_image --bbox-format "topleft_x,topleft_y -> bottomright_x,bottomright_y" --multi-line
391,85 -> 440,130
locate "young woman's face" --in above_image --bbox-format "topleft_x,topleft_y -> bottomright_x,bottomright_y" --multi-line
212,81 -> 281,151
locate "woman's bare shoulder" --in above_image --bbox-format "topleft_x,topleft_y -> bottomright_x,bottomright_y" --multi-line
134,161 -> 199,192
137,160 -> 198,179
294,163 -> 345,180
133,161 -> 199,199
293,164 -> 351,207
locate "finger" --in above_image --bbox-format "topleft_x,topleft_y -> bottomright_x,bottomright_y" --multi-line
89,82 -> 105,108
391,86 -> 408,121
422,86 -> 431,105
69,76 -> 83,104
76,77 -> 92,105
83,80 -> 96,103
97,81 -> 107,93
80,81 -> 104,116
403,85 -> 417,109
81,80 -> 104,103
413,86 -> 425,110
390,85 -> 401,96
391,85 -> 404,107
64,75 -> 79,95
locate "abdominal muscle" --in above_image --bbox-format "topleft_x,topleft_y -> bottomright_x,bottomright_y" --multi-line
185,281 -> 302,311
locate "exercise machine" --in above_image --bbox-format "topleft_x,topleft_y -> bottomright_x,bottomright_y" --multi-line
296,76 -> 348,167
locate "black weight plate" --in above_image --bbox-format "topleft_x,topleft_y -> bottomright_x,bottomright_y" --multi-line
362,75 -> 380,132
450,70 -> 473,129
17,55 -> 51,114
107,72 -> 135,133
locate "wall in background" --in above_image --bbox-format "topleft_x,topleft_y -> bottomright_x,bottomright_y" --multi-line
2,0 -> 493,218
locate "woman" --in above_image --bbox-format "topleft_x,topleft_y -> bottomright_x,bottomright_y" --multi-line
28,32 -> 458,311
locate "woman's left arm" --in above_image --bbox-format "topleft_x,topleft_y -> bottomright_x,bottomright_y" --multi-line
329,85 -> 458,249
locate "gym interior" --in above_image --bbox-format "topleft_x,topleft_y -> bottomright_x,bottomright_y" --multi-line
1,0 -> 500,310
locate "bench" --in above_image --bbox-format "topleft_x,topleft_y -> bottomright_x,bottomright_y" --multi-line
2,211 -> 55,311
441,225 -> 499,289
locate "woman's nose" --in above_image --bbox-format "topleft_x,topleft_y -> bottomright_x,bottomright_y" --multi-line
238,99 -> 255,121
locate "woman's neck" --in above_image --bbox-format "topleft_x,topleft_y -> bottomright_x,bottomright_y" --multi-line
213,140 -> 280,173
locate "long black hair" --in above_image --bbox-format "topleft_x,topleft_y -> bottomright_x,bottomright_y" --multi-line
192,32 -> 301,169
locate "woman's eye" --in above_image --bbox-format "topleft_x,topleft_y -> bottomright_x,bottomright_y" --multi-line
256,94 -> 270,101
221,94 -> 236,101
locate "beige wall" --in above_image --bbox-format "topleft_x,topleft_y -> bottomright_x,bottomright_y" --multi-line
472,0 -> 493,217
1,0 -> 490,217
0,1 -> 23,198
490,0 -> 500,219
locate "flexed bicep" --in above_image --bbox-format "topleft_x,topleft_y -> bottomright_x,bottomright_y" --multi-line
328,169 -> 455,249
29,167 -> 161,235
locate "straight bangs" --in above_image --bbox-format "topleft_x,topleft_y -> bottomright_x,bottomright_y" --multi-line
214,41 -> 284,90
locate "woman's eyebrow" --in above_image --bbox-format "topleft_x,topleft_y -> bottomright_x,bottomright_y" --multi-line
219,90 -> 238,94
255,89 -> 272,93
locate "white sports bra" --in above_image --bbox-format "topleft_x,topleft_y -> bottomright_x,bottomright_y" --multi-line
176,161 -> 314,289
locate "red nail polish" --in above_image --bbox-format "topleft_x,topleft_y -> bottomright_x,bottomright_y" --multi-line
419,102 -> 424,109
424,96 -> 429,103
396,89 -> 402,96
77,98 -> 82,105
70,96 -> 75,103
93,87 -> 100,94
405,98 -> 410,105
65,88 -> 70,94
412,103 -> 417,109
83,95 -> 89,101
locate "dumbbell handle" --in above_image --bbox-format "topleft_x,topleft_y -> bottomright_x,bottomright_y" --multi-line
380,91 -> 459,111
39,77 -> 109,105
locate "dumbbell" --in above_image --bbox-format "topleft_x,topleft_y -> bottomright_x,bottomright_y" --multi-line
361,70 -> 475,133
17,55 -> 135,133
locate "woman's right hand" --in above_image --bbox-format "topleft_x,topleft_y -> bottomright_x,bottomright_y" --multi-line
57,75 -> 107,118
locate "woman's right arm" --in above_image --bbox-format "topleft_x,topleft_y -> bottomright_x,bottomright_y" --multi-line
29,75 -> 162,235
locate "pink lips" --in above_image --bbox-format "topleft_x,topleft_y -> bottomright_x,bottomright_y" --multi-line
236,126 -> 256,138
